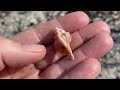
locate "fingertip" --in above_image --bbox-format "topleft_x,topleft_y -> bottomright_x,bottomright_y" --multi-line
86,58 -> 101,77
95,33 -> 114,54
62,58 -> 101,79
78,58 -> 101,79
93,20 -> 111,34
104,33 -> 114,51
72,11 -> 90,24
57,11 -> 90,32
39,45 -> 47,60
29,44 -> 47,63
22,44 -> 47,62
80,32 -> 114,59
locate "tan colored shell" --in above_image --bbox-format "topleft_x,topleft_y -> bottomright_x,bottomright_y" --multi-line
54,27 -> 74,60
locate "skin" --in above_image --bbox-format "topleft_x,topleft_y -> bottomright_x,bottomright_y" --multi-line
0,11 -> 113,79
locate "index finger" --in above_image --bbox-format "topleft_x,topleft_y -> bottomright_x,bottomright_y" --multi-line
11,11 -> 90,46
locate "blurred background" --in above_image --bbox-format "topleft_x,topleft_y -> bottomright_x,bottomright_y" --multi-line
0,11 -> 119,79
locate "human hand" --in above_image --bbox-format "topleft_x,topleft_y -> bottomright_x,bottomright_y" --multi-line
0,11 -> 113,79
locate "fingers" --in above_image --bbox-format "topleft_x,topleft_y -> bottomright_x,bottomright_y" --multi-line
11,11 -> 90,45
39,48 -> 87,79
39,32 -> 113,79
62,58 -> 101,79
0,37 -> 46,71
35,21 -> 111,70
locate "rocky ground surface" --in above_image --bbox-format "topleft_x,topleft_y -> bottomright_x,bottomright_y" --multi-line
0,11 -> 119,79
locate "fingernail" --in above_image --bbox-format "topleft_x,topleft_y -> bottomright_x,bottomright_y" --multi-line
23,44 -> 45,52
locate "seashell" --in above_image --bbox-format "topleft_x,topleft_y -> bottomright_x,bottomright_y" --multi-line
54,27 -> 74,60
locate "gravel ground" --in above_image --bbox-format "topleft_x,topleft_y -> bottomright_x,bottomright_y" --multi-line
0,11 -> 119,79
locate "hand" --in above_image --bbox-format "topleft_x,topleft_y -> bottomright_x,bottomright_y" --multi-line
0,11 -> 113,79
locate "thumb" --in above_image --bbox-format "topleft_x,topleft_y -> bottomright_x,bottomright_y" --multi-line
0,37 -> 46,71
